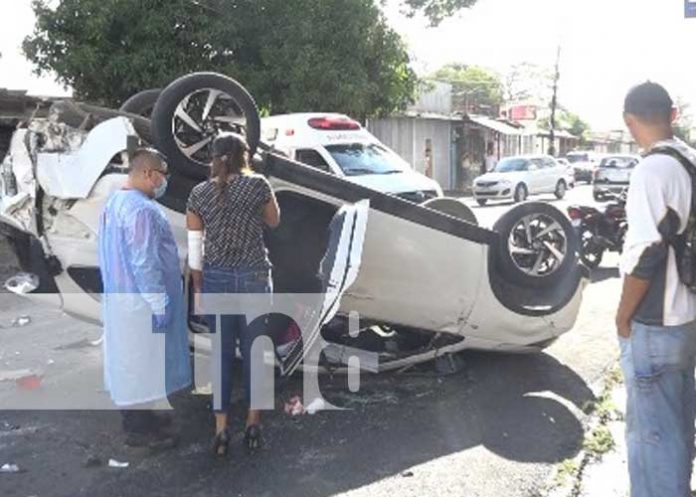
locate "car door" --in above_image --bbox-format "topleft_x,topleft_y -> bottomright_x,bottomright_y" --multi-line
543,157 -> 561,191
278,199 -> 369,376
527,158 -> 545,193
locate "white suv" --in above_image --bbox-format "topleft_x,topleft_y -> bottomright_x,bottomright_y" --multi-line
473,155 -> 569,206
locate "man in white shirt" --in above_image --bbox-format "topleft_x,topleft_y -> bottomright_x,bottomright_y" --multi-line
485,142 -> 497,172
617,81 -> 696,497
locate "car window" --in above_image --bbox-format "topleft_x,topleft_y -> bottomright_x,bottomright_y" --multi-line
494,158 -> 530,172
566,153 -> 588,163
599,156 -> 638,169
529,158 -> 545,169
542,158 -> 557,168
295,149 -> 331,172
324,143 -> 407,176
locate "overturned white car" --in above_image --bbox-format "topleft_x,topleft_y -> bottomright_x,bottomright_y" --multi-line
0,73 -> 588,374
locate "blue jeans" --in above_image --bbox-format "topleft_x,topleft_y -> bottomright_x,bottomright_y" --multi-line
620,321 -> 696,497
202,266 -> 272,413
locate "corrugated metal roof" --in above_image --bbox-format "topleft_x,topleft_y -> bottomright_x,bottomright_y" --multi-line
400,110 -> 462,122
466,115 -> 521,135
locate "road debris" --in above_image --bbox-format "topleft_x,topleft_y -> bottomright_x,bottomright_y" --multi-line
16,374 -> 43,390
108,459 -> 129,469
305,398 -> 326,415
192,383 -> 213,396
4,273 -> 39,295
10,315 -> 31,328
0,421 -> 20,432
284,396 -> 304,416
0,463 -> 21,473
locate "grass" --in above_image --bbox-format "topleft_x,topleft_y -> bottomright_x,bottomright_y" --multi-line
583,424 -> 615,457
553,458 -> 580,487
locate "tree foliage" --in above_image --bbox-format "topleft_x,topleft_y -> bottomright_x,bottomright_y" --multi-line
431,63 -> 502,115
398,0 -> 478,26
23,0 -> 417,118
502,62 -> 554,104
675,97 -> 695,146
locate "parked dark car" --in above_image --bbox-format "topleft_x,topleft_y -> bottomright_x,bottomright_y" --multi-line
592,154 -> 640,202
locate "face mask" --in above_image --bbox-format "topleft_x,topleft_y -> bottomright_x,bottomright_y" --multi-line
153,176 -> 168,199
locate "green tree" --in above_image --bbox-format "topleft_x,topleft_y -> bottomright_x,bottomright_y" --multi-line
502,62 -> 554,104
674,98 -> 695,147
431,63 -> 502,116
398,0 -> 478,26
23,0 -> 417,118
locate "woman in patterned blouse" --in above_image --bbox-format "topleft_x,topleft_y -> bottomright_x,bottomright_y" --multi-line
186,133 -> 280,456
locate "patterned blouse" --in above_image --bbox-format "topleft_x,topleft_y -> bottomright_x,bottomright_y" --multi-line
187,175 -> 273,269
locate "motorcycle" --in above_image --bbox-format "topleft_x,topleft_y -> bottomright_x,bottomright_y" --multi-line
567,192 -> 627,269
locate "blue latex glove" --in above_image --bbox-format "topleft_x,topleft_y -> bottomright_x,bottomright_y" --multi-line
152,311 -> 170,333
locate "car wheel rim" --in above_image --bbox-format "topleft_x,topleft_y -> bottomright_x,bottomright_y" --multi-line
171,88 -> 249,167
507,213 -> 568,277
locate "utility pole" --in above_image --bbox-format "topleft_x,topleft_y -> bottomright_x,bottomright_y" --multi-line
548,45 -> 561,156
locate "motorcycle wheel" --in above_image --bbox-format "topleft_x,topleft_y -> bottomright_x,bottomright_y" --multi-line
579,232 -> 604,269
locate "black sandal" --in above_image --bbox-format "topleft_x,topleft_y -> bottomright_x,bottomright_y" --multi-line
212,428 -> 230,457
244,425 -> 262,452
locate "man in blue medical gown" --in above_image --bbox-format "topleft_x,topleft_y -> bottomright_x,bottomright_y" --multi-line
98,148 -> 191,446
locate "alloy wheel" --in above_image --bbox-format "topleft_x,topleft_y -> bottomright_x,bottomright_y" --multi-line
507,213 -> 568,277
171,88 -> 249,167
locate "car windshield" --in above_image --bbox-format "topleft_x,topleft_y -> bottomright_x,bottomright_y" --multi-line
494,158 -> 529,172
600,157 -> 636,168
566,154 -> 589,163
325,143 -> 407,176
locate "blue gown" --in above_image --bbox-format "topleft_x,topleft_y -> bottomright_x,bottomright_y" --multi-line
98,189 -> 191,407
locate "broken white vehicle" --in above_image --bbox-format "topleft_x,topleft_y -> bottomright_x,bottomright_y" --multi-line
0,73 -> 588,374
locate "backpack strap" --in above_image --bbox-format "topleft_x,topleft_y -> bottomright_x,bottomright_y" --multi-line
647,146 -> 696,210
647,146 -> 696,181
646,147 -> 696,250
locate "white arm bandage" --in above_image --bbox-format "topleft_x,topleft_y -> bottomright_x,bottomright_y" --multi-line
188,230 -> 204,271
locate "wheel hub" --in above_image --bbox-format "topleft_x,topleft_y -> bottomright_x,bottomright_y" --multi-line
507,213 -> 568,277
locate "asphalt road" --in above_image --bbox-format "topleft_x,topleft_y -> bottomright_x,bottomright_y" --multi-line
0,185 -> 622,497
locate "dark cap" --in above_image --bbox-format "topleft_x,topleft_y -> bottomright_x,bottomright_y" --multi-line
211,132 -> 249,157
624,81 -> 673,118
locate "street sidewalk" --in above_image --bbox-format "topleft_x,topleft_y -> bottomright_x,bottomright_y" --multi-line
545,364 -> 628,497
546,365 -> 696,497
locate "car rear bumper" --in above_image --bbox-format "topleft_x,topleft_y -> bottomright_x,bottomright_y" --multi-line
593,183 -> 629,196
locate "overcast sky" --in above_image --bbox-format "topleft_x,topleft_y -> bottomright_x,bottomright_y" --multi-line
385,0 -> 696,130
1,0 -> 694,130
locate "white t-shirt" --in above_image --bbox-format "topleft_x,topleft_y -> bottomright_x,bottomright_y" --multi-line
620,138 -> 696,326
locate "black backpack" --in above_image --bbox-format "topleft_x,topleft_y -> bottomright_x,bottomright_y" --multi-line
647,146 -> 696,291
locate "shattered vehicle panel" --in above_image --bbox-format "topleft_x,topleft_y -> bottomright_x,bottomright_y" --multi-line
0,75 -> 588,373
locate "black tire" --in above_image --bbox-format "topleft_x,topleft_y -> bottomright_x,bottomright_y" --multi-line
151,72 -> 261,180
579,229 -> 604,269
580,248 -> 604,269
493,202 -> 578,289
476,199 -> 488,207
554,180 -> 566,200
120,89 -> 161,117
514,183 -> 528,203
423,197 -> 478,225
